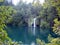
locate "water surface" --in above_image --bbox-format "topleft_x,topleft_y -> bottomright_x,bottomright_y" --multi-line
6,26 -> 51,44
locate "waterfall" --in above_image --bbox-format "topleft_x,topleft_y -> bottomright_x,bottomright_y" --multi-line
34,18 -> 36,27
33,18 -> 36,35
28,18 -> 37,36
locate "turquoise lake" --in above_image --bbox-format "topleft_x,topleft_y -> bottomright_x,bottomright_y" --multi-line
5,25 -> 57,45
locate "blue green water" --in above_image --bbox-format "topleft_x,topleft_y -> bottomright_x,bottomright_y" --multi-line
5,26 -> 55,44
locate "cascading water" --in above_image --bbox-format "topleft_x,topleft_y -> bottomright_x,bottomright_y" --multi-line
33,18 -> 36,35
34,18 -> 36,27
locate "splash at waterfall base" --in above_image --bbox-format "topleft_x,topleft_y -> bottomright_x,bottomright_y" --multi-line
28,17 -> 40,27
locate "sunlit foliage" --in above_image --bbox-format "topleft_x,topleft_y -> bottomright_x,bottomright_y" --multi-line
0,6 -> 16,41
47,38 -> 60,45
53,18 -> 60,35
0,0 -> 4,2
36,38 -> 45,45
0,0 -> 18,44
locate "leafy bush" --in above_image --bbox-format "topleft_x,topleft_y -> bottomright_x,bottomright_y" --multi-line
53,18 -> 60,35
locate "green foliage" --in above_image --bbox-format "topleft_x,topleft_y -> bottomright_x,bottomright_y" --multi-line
0,6 -> 15,41
47,38 -> 60,45
0,29 -> 11,41
36,38 -> 45,45
40,4 -> 57,28
0,0 -> 4,2
48,34 -> 54,42
45,0 -> 60,17
36,35 -> 60,45
40,20 -> 50,28
0,1 -> 18,44
7,1 -> 42,26
38,0 -> 60,45
52,18 -> 60,35
32,0 -> 41,7
0,40 -> 21,45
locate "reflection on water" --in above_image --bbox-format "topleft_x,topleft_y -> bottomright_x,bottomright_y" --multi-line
28,27 -> 37,36
31,42 -> 35,45
6,26 -> 50,44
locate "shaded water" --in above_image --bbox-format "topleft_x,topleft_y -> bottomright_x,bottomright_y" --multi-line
5,25 -> 51,45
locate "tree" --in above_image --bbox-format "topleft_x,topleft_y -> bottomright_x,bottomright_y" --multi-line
36,38 -> 45,45
45,0 -> 60,35
47,38 -> 60,45
52,18 -> 60,35
0,0 -> 19,44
